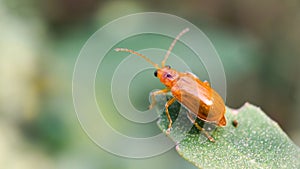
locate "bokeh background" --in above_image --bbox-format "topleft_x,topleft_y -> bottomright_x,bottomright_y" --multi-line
1,0 -> 300,168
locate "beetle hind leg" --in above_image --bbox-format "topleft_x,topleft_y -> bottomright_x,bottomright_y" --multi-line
186,112 -> 215,142
193,122 -> 215,142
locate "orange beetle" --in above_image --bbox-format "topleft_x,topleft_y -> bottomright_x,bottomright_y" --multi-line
115,28 -> 226,142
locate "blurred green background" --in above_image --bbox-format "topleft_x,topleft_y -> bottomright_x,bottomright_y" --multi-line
1,0 -> 300,168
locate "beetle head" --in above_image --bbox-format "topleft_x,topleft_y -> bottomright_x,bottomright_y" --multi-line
154,66 -> 179,88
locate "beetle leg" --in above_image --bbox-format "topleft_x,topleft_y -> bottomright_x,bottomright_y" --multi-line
186,111 -> 196,123
185,112 -> 215,142
194,122 -> 215,142
149,88 -> 170,109
203,80 -> 210,87
165,97 -> 176,134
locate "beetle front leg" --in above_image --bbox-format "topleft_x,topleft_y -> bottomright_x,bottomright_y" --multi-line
165,97 -> 176,134
149,88 -> 170,109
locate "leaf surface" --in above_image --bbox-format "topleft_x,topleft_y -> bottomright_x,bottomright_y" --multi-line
155,95 -> 300,169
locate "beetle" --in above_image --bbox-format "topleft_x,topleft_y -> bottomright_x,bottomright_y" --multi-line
115,28 -> 226,142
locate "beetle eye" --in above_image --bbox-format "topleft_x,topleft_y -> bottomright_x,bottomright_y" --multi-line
154,70 -> 157,77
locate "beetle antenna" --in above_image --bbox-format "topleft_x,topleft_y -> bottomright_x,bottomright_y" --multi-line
115,48 -> 160,69
161,28 -> 190,67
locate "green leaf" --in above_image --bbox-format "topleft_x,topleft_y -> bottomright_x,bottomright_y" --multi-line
155,95 -> 300,169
